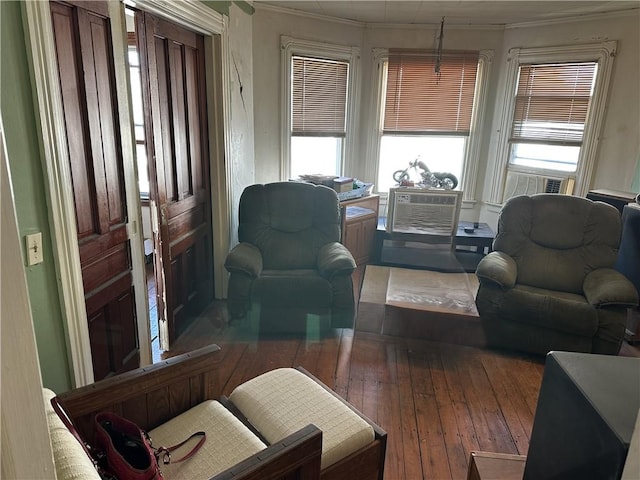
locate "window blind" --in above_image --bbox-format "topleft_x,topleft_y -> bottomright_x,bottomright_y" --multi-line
383,50 -> 479,135
510,62 -> 597,145
292,56 -> 348,136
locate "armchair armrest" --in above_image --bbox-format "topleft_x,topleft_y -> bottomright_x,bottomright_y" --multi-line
213,424 -> 322,480
225,243 -> 263,278
583,268 -> 639,307
475,251 -> 518,288
317,242 -> 356,279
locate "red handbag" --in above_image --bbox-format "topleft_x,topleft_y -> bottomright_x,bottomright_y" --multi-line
95,412 -> 163,480
52,397 -> 206,480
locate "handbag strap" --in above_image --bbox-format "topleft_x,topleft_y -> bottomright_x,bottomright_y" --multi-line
155,431 -> 207,465
51,397 -> 99,467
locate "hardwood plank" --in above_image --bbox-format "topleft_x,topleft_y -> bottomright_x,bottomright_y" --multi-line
409,349 -> 451,480
161,290 -> 552,480
479,353 -> 537,454
463,349 -> 518,454
440,348 -> 481,462
428,349 -> 468,479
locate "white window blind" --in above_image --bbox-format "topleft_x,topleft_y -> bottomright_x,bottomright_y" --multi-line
292,56 -> 348,137
510,62 -> 597,145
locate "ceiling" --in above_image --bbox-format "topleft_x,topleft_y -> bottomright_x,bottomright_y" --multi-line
255,1 -> 639,26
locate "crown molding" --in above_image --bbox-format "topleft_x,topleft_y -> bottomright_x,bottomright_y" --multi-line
506,6 -> 639,29
255,2 -> 638,30
254,3 -> 363,27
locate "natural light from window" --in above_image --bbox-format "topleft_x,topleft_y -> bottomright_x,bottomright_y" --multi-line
510,141 -> 580,172
290,137 -> 343,179
127,44 -> 150,197
377,136 -> 465,192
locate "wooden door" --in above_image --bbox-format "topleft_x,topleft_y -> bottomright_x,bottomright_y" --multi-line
137,12 -> 214,347
50,1 -> 138,380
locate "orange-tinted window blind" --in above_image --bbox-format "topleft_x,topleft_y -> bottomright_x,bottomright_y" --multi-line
510,62 -> 597,145
383,50 -> 479,135
292,56 -> 349,136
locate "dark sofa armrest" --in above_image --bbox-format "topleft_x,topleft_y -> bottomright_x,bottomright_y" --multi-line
583,268 -> 639,307
317,242 -> 356,279
225,243 -> 263,278
475,251 -> 518,288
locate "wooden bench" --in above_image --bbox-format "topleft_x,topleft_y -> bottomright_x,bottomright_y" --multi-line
55,344 -> 386,480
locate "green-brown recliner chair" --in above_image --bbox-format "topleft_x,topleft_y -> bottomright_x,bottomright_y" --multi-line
475,194 -> 639,355
225,182 -> 357,332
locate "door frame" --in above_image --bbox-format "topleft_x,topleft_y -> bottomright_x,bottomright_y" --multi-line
23,0 -> 232,387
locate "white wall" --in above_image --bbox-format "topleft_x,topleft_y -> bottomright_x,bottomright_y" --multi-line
251,7 -> 640,231
227,3 -> 255,245
252,8 -> 364,183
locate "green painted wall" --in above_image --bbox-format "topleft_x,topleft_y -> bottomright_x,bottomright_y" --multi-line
1,1 -> 71,392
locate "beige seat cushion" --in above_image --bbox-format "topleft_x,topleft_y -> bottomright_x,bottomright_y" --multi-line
43,388 -> 102,480
149,400 -> 266,479
229,368 -> 374,469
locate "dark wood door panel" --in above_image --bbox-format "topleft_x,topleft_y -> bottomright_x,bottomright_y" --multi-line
78,225 -> 128,263
87,284 -> 139,379
167,204 -> 206,240
139,11 -> 214,347
51,0 -> 139,381
87,310 -> 111,380
50,3 -> 97,238
82,249 -> 131,299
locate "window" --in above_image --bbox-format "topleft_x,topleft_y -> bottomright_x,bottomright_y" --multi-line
491,41 -> 617,201
281,37 -> 359,180
291,56 -> 348,179
508,62 -> 597,173
375,50 -> 488,195
126,17 -> 150,200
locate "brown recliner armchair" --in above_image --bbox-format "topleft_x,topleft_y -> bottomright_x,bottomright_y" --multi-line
225,182 -> 357,332
475,194 -> 638,355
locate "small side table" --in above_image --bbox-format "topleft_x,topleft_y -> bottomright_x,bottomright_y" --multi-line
456,221 -> 495,254
467,452 -> 526,480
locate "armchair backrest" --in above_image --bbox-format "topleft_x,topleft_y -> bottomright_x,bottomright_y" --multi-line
494,194 -> 622,293
238,182 -> 341,269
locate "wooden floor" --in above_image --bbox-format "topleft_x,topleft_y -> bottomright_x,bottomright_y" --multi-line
162,264 -> 639,480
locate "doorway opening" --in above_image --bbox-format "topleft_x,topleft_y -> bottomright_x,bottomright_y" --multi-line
125,7 -> 162,362
125,6 -> 216,361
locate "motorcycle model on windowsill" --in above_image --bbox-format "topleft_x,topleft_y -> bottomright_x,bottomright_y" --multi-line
392,159 -> 458,190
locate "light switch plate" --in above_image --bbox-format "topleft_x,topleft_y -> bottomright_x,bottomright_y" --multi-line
25,232 -> 43,266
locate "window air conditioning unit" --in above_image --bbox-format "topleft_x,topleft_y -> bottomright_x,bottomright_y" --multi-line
502,171 -> 575,203
386,188 -> 462,238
